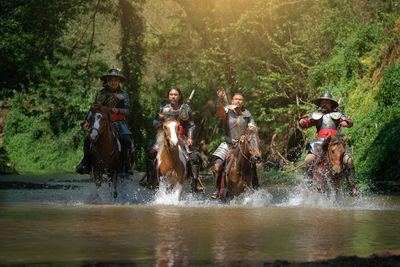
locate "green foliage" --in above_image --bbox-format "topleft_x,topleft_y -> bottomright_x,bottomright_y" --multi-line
353,63 -> 400,191
1,0 -> 116,173
1,0 -> 400,194
0,0 -> 97,98
377,62 -> 400,108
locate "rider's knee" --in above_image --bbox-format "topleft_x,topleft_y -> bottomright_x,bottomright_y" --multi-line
84,135 -> 91,148
120,134 -> 132,149
304,153 -> 316,165
343,154 -> 354,169
213,158 -> 224,173
189,152 -> 200,165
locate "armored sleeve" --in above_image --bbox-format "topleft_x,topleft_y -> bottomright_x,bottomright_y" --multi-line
300,111 -> 322,128
248,113 -> 257,129
216,101 -> 228,123
185,104 -> 196,138
337,112 -> 353,127
118,90 -> 131,116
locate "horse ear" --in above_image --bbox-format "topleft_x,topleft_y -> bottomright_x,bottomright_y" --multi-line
343,135 -> 348,142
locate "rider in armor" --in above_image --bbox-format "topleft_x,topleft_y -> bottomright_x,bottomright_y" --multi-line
141,87 -> 203,192
75,68 -> 134,175
299,92 -> 359,196
211,89 -> 259,199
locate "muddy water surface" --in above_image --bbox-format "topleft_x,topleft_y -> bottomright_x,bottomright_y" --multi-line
0,174 -> 399,265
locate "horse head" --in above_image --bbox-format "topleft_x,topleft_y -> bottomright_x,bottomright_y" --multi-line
162,116 -> 180,148
88,104 -> 111,143
242,128 -> 262,163
324,133 -> 348,175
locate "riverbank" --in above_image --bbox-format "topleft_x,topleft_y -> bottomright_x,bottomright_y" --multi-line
265,251 -> 400,266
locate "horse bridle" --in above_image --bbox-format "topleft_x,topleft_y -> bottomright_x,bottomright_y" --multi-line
88,111 -> 118,162
89,113 -> 104,141
163,120 -> 180,149
238,135 -> 258,164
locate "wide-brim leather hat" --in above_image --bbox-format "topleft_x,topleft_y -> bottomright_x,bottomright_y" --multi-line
313,92 -> 339,109
100,69 -> 126,82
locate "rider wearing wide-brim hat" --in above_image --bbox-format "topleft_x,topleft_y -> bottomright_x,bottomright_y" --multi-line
75,68 -> 134,176
100,68 -> 126,82
299,92 -> 359,196
312,92 -> 339,110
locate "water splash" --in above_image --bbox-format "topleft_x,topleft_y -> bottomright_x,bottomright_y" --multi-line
151,181 -> 183,206
1,173 -> 398,210
228,189 -> 273,207
277,181 -> 398,210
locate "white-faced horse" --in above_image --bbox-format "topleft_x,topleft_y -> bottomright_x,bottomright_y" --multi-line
155,117 -> 187,194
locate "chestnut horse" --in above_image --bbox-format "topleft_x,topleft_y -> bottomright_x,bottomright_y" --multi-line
222,129 -> 262,199
156,117 -> 186,192
304,133 -> 349,195
87,104 -> 120,198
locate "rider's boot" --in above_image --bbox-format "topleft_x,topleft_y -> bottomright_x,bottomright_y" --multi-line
344,154 -> 359,196
302,153 -> 316,176
211,170 -> 222,199
75,147 -> 90,175
346,168 -> 359,196
190,164 -> 204,193
123,149 -> 133,175
140,156 -> 157,189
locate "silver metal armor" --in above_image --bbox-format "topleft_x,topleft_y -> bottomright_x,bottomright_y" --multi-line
152,103 -> 195,153
213,105 -> 257,160
224,105 -> 256,144
309,111 -> 347,132
306,111 -> 349,154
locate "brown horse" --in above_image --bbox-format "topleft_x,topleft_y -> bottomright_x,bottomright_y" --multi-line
156,117 -> 186,192
87,104 -> 120,198
304,133 -> 349,195
222,129 -> 262,199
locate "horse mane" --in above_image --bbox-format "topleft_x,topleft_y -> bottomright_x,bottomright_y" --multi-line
161,114 -> 176,123
155,128 -> 165,156
315,132 -> 346,165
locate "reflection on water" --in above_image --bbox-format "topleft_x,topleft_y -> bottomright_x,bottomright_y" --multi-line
0,174 -> 400,265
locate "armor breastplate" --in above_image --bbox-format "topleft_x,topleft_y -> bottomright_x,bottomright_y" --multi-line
318,112 -> 342,131
225,109 -> 250,144
96,91 -> 125,108
160,105 -> 180,119
309,111 -> 345,132
160,104 -> 192,122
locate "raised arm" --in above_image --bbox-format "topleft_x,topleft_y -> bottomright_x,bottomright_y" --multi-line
216,89 -> 228,123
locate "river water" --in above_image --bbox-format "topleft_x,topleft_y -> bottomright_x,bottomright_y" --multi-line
0,173 -> 399,265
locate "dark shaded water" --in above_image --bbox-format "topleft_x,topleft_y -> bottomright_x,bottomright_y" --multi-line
0,173 -> 400,265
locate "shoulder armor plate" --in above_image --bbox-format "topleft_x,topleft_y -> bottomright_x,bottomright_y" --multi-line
311,111 -> 323,120
330,112 -> 342,120
225,105 -> 237,111
242,109 -> 251,117
179,104 -> 190,121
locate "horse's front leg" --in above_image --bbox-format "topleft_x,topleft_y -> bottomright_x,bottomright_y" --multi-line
112,172 -> 118,199
93,170 -> 102,188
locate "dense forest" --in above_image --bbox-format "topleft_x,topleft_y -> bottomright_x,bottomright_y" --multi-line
1,0 -> 399,192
